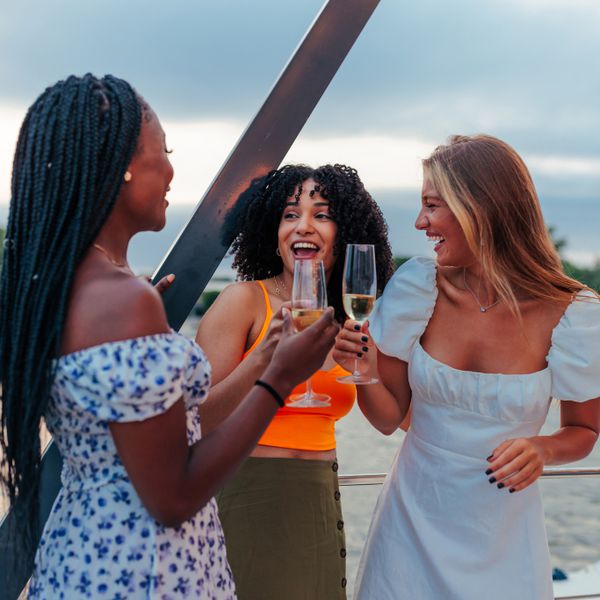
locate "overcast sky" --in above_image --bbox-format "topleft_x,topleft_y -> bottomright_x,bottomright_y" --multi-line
1,0 -> 599,262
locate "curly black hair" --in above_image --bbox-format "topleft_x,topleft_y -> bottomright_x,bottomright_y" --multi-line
222,164 -> 395,323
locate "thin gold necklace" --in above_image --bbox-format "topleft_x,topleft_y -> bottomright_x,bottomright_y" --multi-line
462,268 -> 500,313
92,243 -> 128,268
273,274 -> 287,297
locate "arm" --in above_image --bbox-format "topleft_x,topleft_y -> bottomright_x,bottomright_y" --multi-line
488,397 -> 600,493
110,287 -> 339,527
195,283 -> 285,434
333,319 -> 411,435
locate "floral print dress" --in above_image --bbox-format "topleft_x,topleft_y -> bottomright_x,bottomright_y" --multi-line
29,332 -> 236,599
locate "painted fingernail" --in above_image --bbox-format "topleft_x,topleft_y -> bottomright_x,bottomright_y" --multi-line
357,352 -> 363,358
361,336 -> 368,342
486,455 -> 493,461
354,325 -> 361,331
362,346 -> 369,352
485,468 -> 492,475
488,477 -> 496,484
509,488 -> 515,494
497,483 -> 505,489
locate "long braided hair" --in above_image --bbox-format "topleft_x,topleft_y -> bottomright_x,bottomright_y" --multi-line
0,74 -> 142,555
223,164 -> 395,323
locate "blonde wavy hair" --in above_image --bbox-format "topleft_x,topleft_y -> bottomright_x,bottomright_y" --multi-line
422,134 -> 593,315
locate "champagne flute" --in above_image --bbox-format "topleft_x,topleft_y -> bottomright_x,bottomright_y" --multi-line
337,244 -> 379,385
287,259 -> 331,407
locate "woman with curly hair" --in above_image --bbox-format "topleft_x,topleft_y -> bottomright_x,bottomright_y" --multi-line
195,163 -> 394,599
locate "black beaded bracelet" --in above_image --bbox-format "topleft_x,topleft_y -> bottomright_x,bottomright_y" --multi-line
255,379 -> 285,408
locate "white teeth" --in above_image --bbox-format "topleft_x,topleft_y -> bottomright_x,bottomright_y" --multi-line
427,235 -> 445,243
292,242 -> 319,250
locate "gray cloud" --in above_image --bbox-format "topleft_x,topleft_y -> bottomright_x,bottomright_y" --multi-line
1,0 -> 599,158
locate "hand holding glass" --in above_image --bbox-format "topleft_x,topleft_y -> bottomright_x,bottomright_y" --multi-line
288,259 -> 331,407
337,244 -> 379,385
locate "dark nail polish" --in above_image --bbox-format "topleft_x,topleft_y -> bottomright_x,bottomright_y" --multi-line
488,477 -> 496,484
485,468 -> 492,475
357,352 -> 363,358
362,346 -> 369,352
486,455 -> 493,461
354,325 -> 361,331
509,488 -> 515,493
497,483 -> 505,489
361,336 -> 368,342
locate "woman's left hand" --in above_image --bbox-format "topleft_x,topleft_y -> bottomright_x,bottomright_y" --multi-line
486,437 -> 547,493
140,273 -> 176,294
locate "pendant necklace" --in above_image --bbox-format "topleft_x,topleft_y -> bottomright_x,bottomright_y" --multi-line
273,274 -> 287,298
462,268 -> 500,313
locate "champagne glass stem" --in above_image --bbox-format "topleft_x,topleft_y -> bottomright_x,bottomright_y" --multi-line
305,376 -> 314,401
353,358 -> 361,378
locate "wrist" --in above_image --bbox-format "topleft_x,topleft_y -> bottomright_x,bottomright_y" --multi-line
260,364 -> 294,400
531,435 -> 552,464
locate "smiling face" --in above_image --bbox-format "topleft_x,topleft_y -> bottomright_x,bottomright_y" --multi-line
117,105 -> 174,233
277,178 -> 338,275
415,177 -> 475,267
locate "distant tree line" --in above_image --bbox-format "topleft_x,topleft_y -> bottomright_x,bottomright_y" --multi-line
0,225 -> 597,315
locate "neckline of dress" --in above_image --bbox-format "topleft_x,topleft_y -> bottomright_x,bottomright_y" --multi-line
416,341 -> 550,378
55,330 -> 181,362
418,256 -> 578,378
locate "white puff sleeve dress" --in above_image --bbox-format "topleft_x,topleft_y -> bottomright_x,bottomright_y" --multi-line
29,333 -> 236,599
355,257 -> 600,600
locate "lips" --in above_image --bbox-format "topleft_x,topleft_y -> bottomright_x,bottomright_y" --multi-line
291,241 -> 320,259
427,233 -> 446,253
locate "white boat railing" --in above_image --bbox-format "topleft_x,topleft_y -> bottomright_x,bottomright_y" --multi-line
339,467 -> 600,487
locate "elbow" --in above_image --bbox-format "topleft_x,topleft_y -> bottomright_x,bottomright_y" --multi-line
376,423 -> 399,436
148,503 -> 188,529
146,496 -> 210,529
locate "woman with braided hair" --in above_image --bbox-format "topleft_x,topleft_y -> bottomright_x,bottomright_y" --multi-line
195,164 -> 394,599
0,75 -> 339,598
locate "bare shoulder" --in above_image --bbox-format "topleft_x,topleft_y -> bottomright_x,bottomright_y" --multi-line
62,271 -> 169,354
195,280 -> 264,343
202,281 -> 263,319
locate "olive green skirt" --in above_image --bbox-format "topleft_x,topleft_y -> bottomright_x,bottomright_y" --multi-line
217,457 -> 347,600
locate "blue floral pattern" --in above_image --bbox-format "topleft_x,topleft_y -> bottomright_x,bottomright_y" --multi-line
29,332 -> 236,599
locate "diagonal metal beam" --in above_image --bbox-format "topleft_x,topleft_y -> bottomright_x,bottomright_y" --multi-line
0,0 -> 380,596
153,0 -> 380,329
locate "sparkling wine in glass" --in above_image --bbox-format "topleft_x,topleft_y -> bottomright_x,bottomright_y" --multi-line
337,244 -> 379,385
287,259 -> 331,407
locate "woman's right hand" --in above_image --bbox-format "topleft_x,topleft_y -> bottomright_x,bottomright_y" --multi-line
264,307 -> 339,390
333,319 -> 377,375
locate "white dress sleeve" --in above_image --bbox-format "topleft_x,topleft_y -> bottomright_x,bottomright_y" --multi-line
55,333 -> 211,422
369,256 -> 438,361
547,290 -> 600,402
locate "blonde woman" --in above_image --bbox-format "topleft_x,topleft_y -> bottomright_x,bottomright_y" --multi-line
334,135 -> 600,600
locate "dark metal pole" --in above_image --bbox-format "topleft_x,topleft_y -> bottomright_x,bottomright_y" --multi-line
154,0 -> 381,329
0,0 -> 380,596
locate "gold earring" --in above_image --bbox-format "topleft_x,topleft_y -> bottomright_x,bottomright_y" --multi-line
123,171 -> 132,182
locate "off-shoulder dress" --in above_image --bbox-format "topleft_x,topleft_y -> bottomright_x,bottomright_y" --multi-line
29,333 -> 236,599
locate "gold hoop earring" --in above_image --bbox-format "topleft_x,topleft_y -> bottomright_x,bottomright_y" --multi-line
123,171 -> 132,182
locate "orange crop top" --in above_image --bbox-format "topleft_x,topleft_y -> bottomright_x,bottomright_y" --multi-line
243,281 -> 356,451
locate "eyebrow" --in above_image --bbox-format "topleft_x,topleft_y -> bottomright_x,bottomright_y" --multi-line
284,200 -> 330,207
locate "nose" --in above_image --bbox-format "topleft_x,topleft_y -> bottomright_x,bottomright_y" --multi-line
415,207 -> 428,230
295,212 -> 315,235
